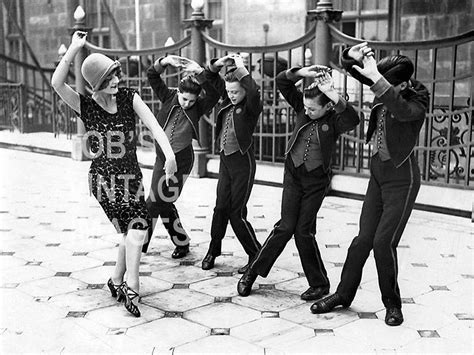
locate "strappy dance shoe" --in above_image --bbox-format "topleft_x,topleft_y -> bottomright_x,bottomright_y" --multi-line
107,278 -> 123,301
118,282 -> 141,317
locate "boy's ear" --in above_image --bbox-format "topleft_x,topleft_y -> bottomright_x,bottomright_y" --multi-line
325,101 -> 334,110
400,81 -> 408,91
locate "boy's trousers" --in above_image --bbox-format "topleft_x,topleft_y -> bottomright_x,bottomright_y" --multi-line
145,145 -> 194,250
250,158 -> 331,288
209,150 -> 261,259
337,153 -> 420,309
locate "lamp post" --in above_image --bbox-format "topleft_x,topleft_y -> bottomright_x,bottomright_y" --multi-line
183,0 -> 214,177
70,5 -> 91,160
307,1 -> 342,66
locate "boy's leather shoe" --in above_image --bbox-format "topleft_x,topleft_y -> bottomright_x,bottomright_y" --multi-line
300,286 -> 330,301
237,269 -> 257,296
201,254 -> 216,270
237,263 -> 250,274
171,245 -> 189,259
310,293 -> 348,314
385,307 -> 404,326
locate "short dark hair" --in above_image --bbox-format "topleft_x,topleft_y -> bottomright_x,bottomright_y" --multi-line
303,83 -> 331,106
178,76 -> 202,96
224,70 -> 239,83
377,55 -> 414,86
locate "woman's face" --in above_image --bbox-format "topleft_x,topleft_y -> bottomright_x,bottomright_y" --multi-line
99,68 -> 121,94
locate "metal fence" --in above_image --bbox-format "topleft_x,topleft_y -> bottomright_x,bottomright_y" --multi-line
328,26 -> 473,188
0,10 -> 472,189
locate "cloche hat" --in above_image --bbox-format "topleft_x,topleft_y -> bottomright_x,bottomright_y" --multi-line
81,53 -> 121,91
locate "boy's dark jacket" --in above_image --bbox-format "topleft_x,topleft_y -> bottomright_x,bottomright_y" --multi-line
210,60 -> 263,154
147,59 -> 221,153
341,48 -> 430,167
276,68 -> 360,173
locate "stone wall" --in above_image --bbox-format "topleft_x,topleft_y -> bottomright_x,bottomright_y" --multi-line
400,0 -> 472,40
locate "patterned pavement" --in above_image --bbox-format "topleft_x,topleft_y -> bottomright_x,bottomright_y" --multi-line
0,148 -> 472,354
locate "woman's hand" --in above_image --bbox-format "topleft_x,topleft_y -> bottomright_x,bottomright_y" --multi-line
164,155 -> 177,186
70,31 -> 87,50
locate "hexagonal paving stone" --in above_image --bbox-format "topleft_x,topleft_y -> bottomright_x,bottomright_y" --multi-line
125,317 -> 209,349
138,276 -> 173,296
334,319 -> 420,349
231,317 -> 314,349
174,334 -> 264,354
189,276 -> 239,298
86,303 -> 164,329
398,336 -> 471,354
152,265 -> 216,284
264,332 -> 374,354
0,265 -> 56,284
49,288 -> 118,312
233,288 -> 305,312
205,254 -> 249,273
0,255 -> 27,270
275,276 -> 312,296
255,267 -> 299,285
345,288 -> 385,313
60,238 -> 116,253
414,289 -> 468,314
280,302 -> 359,329
380,303 -> 457,331
141,288 -> 214,312
0,289 -> 67,332
14,246 -> 74,263
71,266 -> 116,284
86,247 -> 119,262
139,255 -> 180,272
185,302 -> 261,328
40,255 -> 104,273
17,276 -> 87,297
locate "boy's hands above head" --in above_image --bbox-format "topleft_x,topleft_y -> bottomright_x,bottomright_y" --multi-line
351,55 -> 382,84
348,42 -> 374,62
297,65 -> 332,79
214,54 -> 235,68
158,55 -> 203,74
314,72 -> 335,94
230,54 -> 245,68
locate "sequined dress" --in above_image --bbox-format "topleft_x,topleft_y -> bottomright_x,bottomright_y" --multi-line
79,88 -> 151,233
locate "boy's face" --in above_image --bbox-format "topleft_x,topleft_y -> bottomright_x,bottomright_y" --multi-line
178,91 -> 198,110
391,81 -> 408,96
225,81 -> 246,105
303,97 -> 328,120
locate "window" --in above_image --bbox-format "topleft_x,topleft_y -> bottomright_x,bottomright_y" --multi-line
85,0 -> 110,47
333,0 -> 390,41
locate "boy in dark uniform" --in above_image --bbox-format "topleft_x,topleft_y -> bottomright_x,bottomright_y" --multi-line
311,43 -> 429,326
201,54 -> 263,273
145,55 -> 221,258
237,65 -> 359,299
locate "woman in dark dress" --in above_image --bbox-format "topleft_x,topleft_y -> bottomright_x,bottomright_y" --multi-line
51,31 -> 177,317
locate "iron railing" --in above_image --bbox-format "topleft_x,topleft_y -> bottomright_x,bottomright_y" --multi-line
328,26 -> 473,187
0,14 -> 472,189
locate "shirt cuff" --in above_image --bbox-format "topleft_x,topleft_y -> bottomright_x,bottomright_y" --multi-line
233,67 -> 249,81
153,57 -> 167,74
285,66 -> 302,81
370,76 -> 392,98
333,96 -> 347,114
209,58 -> 221,73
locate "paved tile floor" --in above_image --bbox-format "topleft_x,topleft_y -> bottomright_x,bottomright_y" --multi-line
0,148 -> 472,354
